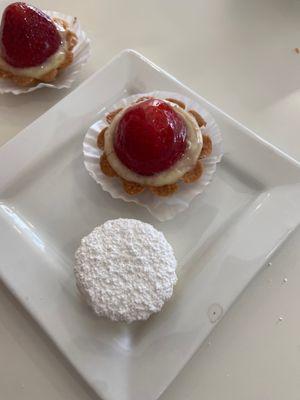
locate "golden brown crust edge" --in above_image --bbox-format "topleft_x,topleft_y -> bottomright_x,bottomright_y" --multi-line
200,135 -> 213,158
122,179 -> 145,195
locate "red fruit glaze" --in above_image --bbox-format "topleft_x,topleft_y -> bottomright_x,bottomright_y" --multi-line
114,99 -> 187,176
0,2 -> 61,68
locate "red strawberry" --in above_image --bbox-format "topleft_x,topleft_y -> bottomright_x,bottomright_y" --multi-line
0,2 -> 61,68
114,99 -> 187,176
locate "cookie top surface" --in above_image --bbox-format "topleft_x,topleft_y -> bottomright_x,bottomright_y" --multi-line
74,218 -> 177,322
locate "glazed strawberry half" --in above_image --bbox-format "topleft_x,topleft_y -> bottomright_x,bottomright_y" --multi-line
114,99 -> 188,176
0,2 -> 61,68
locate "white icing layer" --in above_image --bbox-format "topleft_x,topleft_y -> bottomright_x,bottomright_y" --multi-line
105,101 -> 203,186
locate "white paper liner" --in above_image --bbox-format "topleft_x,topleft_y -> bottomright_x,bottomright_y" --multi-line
83,91 -> 223,221
0,10 -> 91,95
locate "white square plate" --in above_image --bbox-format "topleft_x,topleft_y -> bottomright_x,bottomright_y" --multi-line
1,50 -> 300,400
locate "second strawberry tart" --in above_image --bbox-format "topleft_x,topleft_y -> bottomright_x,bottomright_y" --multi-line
0,2 -> 78,86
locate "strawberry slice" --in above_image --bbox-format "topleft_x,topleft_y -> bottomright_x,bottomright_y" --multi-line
0,2 -> 61,68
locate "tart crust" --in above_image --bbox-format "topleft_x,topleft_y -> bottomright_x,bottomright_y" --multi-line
0,17 -> 77,87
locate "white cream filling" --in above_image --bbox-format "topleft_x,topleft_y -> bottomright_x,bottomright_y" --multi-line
0,18 -> 69,78
105,101 -> 203,186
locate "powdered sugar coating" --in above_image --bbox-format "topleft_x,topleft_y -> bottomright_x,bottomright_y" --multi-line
74,219 -> 177,322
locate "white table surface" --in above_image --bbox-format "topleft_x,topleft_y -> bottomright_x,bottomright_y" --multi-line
1,0 -> 300,399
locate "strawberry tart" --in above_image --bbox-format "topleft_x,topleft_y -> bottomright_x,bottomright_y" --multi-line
0,2 -> 77,86
97,96 -> 213,196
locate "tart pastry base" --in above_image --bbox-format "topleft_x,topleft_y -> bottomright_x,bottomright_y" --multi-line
83,91 -> 223,221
